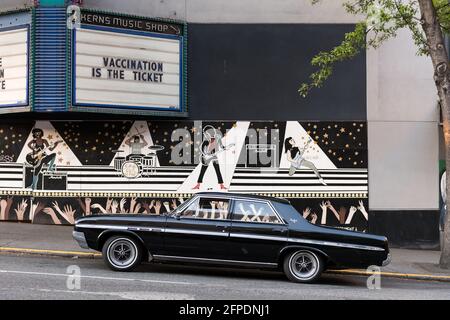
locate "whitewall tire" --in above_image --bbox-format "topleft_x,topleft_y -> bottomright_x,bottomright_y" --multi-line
102,235 -> 142,272
283,250 -> 323,283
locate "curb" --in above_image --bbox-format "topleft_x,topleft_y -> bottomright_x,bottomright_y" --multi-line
0,246 -> 101,259
1,246 -> 450,282
326,268 -> 450,283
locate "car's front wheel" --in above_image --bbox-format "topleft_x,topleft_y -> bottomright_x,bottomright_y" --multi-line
283,250 -> 323,283
102,235 -> 142,271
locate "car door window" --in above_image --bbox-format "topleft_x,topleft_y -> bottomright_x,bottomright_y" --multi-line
232,200 -> 282,224
181,197 -> 230,220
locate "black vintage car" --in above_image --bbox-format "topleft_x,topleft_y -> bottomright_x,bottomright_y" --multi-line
73,192 -> 390,283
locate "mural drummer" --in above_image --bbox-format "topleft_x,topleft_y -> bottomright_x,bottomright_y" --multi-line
125,134 -> 148,156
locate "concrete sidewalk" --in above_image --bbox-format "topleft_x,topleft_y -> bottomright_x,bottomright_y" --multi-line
0,221 -> 99,258
1,221 -> 450,281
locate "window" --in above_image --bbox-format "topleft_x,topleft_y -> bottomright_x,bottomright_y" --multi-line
232,200 -> 282,224
181,197 -> 230,220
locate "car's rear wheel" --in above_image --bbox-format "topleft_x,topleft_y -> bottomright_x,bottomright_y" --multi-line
283,250 -> 323,283
102,235 -> 142,271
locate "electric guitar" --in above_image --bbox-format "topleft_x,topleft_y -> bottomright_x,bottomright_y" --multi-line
26,140 -> 63,167
201,143 -> 235,165
292,138 -> 313,168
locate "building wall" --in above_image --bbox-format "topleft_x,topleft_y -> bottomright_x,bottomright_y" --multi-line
366,29 -> 439,247
187,23 -> 366,121
367,28 -> 439,210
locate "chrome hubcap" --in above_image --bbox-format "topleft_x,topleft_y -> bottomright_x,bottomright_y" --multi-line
108,239 -> 137,267
290,251 -> 318,280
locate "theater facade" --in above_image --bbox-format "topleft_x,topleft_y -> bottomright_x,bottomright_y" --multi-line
0,0 -> 440,247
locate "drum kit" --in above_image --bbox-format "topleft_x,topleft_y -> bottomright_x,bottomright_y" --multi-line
113,145 -> 165,179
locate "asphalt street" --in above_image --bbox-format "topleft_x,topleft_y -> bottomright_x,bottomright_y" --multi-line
0,253 -> 449,300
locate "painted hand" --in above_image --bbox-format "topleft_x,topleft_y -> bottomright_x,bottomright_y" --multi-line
142,200 -> 156,214
357,200 -> 368,220
357,200 -> 365,211
141,201 -> 150,214
62,204 -> 76,224
310,212 -> 318,224
129,197 -> 137,213
14,199 -> 28,221
344,206 -> 357,225
320,201 -> 328,225
91,203 -> 107,214
85,197 -> 91,215
120,198 -> 128,213
105,197 -> 113,213
303,207 -> 311,218
111,200 -> 119,214
0,199 -> 7,220
154,200 -> 161,215
163,201 -> 171,213
42,207 -> 62,225
43,207 -> 55,216
133,203 -> 141,214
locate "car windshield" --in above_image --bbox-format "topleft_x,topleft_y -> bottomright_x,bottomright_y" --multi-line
165,197 -> 193,216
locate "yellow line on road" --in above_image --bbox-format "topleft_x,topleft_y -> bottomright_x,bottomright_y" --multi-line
327,268 -> 450,281
0,246 -> 101,258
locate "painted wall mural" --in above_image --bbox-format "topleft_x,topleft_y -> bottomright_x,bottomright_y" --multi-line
0,120 -> 368,231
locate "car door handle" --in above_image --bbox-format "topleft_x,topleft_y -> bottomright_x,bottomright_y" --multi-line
272,228 -> 287,233
216,224 -> 228,228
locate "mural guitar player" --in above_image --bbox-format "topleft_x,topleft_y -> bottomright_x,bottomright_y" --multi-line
284,136 -> 327,185
192,125 -> 235,190
26,128 -> 62,189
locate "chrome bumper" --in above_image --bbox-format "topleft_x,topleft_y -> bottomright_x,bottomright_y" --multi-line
382,253 -> 391,267
72,230 -> 89,249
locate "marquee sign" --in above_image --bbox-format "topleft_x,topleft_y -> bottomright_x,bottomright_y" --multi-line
72,11 -> 186,115
80,11 -> 182,36
0,25 -> 29,109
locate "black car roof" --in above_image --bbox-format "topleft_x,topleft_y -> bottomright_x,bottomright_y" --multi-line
194,192 -> 291,204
